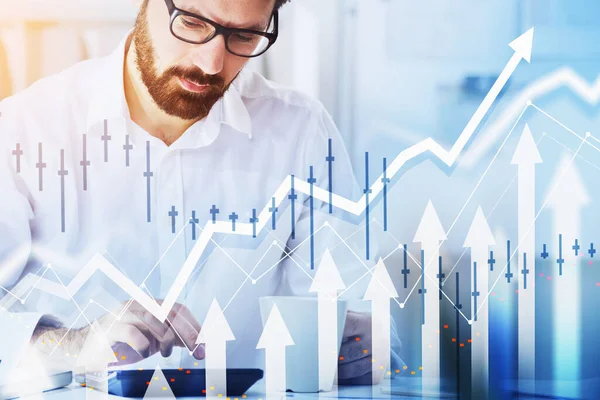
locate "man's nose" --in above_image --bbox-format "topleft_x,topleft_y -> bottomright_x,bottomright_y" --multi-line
192,34 -> 226,76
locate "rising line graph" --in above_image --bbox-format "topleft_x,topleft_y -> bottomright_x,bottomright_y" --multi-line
0,29 -> 534,323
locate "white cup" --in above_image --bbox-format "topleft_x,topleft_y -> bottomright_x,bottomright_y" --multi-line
258,296 -> 348,393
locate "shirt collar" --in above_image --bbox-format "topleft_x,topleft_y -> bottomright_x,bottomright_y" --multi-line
86,32 -> 253,140
221,75 -> 253,139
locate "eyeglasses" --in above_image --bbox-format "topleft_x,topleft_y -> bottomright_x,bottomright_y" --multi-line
163,0 -> 278,58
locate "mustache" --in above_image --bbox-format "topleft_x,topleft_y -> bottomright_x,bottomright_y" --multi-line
166,66 -> 225,88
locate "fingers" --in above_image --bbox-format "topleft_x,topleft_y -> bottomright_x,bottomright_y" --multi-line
167,304 -> 202,356
172,303 -> 202,332
118,312 -> 165,343
339,339 -> 371,364
123,302 -> 169,339
113,301 -> 204,360
107,323 -> 152,359
342,311 -> 371,339
105,302 -> 173,360
172,304 -> 205,360
119,301 -> 182,357
128,317 -> 175,359
159,328 -> 176,358
337,355 -> 372,381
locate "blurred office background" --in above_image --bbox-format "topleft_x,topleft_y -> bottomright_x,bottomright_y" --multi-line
2,0 -> 600,393
1,0 -> 599,163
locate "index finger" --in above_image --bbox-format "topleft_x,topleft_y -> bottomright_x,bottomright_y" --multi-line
172,303 -> 202,333
167,305 -> 201,350
125,302 -> 170,338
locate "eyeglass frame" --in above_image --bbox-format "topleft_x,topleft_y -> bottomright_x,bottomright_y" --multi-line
163,0 -> 279,58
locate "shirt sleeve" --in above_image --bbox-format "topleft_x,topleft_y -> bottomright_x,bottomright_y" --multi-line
0,99 -> 35,301
0,310 -> 45,381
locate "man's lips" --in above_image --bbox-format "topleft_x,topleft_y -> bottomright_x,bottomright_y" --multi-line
178,77 -> 210,93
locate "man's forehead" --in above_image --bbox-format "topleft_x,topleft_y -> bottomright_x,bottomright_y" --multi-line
175,0 -> 275,29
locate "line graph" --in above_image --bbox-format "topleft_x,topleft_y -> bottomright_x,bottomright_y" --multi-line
0,29 -> 535,323
4,103 -> 599,365
462,68 -> 600,167
4,102 -> 599,351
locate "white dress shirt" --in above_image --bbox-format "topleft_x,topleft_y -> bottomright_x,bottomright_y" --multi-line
0,33 -> 393,371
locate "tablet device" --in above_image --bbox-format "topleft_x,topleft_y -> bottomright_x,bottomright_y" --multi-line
108,368 -> 263,398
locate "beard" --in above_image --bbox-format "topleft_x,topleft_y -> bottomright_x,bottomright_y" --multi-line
132,2 -> 230,121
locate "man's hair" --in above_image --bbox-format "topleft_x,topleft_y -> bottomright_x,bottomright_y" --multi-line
274,0 -> 291,11
141,0 -> 290,12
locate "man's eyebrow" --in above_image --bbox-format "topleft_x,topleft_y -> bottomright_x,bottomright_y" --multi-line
186,6 -> 268,31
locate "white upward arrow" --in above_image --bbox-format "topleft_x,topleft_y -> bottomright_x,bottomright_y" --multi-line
0,29 -> 535,323
510,124 -> 542,385
196,299 -> 235,399
442,27 -> 534,163
309,248 -> 345,391
546,152 -> 589,391
76,322 -> 118,400
256,304 -> 294,396
143,365 -> 176,399
413,200 -> 446,381
363,258 -> 398,384
464,206 -> 495,399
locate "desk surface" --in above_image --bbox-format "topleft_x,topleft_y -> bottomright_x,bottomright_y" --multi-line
41,378 -> 452,400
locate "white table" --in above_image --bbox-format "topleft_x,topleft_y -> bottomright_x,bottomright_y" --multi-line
40,379 -> 434,399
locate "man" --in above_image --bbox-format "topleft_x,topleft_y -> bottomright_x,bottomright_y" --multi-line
0,0 -> 402,386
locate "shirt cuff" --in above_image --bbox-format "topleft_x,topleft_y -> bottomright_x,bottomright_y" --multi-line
0,311 -> 46,380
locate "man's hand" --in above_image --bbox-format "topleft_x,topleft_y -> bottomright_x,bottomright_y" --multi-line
95,300 -> 205,365
31,300 -> 205,367
337,311 -> 383,385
